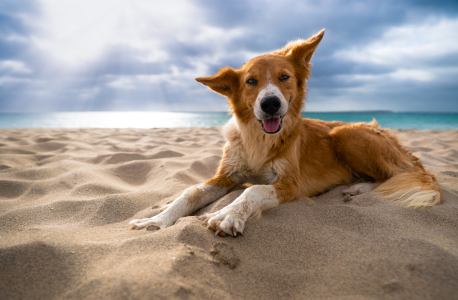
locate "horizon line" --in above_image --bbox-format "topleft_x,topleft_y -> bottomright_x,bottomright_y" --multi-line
1,110 -> 458,114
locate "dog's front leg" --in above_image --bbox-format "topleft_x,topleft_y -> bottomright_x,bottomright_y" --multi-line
129,176 -> 235,230
206,180 -> 299,236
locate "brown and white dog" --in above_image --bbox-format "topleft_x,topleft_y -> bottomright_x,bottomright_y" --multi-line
129,29 -> 442,236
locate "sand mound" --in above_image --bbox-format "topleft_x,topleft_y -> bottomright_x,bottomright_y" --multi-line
0,128 -> 457,299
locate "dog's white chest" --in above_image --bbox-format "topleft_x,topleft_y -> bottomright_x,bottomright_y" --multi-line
223,117 -> 287,185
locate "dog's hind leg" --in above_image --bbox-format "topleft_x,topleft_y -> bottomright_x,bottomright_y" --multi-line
330,120 -> 441,207
330,120 -> 414,182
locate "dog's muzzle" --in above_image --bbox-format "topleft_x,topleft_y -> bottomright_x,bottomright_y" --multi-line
258,96 -> 284,134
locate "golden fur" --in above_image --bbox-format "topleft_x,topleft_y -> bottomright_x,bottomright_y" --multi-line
196,29 -> 442,209
129,29 -> 441,236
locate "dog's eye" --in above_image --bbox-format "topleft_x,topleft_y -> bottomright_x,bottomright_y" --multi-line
246,78 -> 257,85
279,74 -> 290,82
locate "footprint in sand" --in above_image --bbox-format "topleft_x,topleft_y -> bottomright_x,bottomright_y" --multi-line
210,242 -> 240,269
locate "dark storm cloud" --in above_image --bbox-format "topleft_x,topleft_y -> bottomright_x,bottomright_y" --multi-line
311,58 -> 395,78
0,0 -> 457,112
198,0 -> 407,49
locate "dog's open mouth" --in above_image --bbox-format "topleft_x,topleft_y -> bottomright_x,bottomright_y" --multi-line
259,116 -> 284,134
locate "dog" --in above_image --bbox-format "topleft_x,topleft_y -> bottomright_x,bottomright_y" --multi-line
129,29 -> 442,237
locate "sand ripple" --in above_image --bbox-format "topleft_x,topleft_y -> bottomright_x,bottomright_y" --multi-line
0,128 -> 457,299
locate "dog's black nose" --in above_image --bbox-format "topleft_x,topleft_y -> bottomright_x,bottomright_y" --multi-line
260,96 -> 281,115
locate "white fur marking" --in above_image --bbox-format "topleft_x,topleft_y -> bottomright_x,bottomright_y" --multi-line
343,182 -> 380,196
129,183 -> 230,229
206,185 -> 279,235
254,83 -> 288,120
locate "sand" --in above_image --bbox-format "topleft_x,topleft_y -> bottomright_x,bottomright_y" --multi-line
0,127 -> 457,300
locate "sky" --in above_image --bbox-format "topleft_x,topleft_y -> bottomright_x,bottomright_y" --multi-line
0,0 -> 457,113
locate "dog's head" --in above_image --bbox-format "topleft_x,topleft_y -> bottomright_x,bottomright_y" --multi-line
196,29 -> 324,135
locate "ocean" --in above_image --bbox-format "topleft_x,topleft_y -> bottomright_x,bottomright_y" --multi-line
0,111 -> 457,130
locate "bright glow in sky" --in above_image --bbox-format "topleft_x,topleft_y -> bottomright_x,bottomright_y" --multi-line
33,0 -> 201,67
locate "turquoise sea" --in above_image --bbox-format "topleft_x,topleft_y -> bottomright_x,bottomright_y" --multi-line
0,111 -> 457,130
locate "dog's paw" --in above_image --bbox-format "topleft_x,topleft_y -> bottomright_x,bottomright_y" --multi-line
343,182 -> 379,196
129,216 -> 172,230
205,209 -> 245,237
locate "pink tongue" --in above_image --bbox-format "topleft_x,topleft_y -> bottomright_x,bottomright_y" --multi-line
263,117 -> 280,133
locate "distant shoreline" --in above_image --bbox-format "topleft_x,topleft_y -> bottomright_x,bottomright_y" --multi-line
0,111 -> 457,130
1,110 -> 458,114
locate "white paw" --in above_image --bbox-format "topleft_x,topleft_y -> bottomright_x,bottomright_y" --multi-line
205,208 -> 246,237
343,182 -> 379,196
128,215 -> 173,230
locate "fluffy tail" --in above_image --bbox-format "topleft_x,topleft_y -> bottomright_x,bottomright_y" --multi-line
374,166 -> 442,207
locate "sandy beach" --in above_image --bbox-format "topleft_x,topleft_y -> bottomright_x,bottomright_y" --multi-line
0,127 -> 457,299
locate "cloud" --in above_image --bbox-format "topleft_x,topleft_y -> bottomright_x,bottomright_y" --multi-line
337,18 -> 458,66
0,60 -> 32,74
303,16 -> 458,111
0,0 -> 457,112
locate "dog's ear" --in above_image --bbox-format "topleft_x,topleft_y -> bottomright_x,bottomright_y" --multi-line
195,67 -> 239,98
278,29 -> 325,66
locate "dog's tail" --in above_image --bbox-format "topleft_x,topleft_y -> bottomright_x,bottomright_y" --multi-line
374,166 -> 442,207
